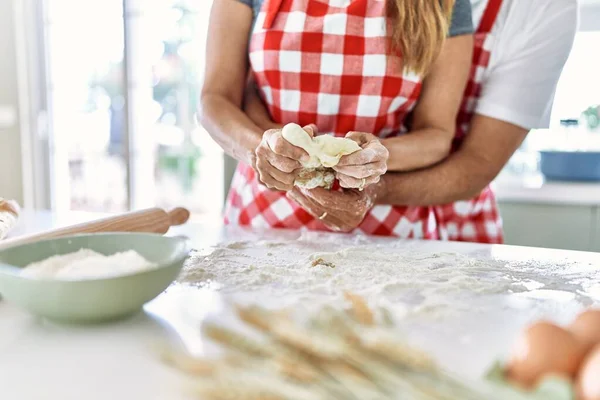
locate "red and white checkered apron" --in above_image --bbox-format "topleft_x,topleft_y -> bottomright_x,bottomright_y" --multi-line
225,0 -> 438,238
225,0 -> 505,243
432,0 -> 504,244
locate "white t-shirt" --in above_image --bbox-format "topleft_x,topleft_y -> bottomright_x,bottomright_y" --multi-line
471,0 -> 578,130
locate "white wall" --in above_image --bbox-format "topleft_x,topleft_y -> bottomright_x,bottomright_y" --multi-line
0,0 -> 24,204
580,0 -> 600,31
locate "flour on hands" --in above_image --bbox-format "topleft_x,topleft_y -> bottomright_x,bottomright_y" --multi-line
333,132 -> 389,190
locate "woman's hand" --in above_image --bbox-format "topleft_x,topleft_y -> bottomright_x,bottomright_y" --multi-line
255,125 -> 316,191
287,183 -> 385,232
333,132 -> 389,189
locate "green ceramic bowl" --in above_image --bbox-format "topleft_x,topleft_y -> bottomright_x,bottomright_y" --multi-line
0,233 -> 189,324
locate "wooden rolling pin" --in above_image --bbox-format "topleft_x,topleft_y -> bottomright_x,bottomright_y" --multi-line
0,199 -> 20,240
0,207 -> 190,251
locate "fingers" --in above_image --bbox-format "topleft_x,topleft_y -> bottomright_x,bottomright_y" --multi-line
345,131 -> 372,146
298,188 -> 355,232
257,174 -> 289,192
257,158 -> 296,184
253,125 -> 322,192
287,188 -> 326,218
303,124 -> 318,137
337,133 -> 389,168
287,189 -> 349,232
256,172 -> 292,191
335,155 -> 387,190
265,129 -> 309,163
333,161 -> 387,179
256,130 -> 306,174
336,147 -> 387,167
256,145 -> 301,173
289,186 -> 370,232
255,146 -> 298,191
321,214 -> 351,232
256,160 -> 295,191
337,174 -> 380,189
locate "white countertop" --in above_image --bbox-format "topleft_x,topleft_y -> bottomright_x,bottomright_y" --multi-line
1,210 -> 600,399
493,174 -> 600,206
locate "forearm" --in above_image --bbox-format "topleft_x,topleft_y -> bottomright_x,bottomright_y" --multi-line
377,109 -> 530,207
376,148 -> 497,206
243,80 -> 282,132
199,93 -> 263,166
242,76 -> 283,132
383,35 -> 472,173
383,129 -> 452,171
200,0 -> 260,166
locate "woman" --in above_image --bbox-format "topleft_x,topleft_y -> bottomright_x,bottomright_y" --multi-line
200,0 -> 474,237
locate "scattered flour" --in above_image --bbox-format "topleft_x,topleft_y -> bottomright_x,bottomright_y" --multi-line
21,248 -> 157,280
179,238 -> 600,317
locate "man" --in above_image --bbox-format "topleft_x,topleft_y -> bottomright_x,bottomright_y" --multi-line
241,0 -> 578,243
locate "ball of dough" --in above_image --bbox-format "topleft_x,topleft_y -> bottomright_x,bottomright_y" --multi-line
281,123 -> 361,189
281,123 -> 360,168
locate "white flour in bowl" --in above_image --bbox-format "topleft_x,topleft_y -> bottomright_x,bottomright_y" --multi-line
20,248 -> 157,280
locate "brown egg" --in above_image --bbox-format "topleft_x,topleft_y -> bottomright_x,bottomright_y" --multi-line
570,309 -> 600,354
577,345 -> 600,400
506,321 -> 586,389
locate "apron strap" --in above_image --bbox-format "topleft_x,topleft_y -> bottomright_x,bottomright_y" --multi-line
477,0 -> 503,34
265,0 -> 503,33
264,0 -> 284,29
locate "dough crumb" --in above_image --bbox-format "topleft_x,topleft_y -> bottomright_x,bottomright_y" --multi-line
311,257 -> 336,269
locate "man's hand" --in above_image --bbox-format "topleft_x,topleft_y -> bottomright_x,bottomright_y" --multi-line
333,132 -> 389,189
255,125 -> 316,191
287,184 -> 383,232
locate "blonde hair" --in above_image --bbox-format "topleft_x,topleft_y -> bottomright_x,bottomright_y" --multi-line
386,0 -> 456,76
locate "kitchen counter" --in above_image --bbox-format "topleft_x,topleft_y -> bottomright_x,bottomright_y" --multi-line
493,174 -> 600,206
492,174 -> 600,252
1,210 -> 600,399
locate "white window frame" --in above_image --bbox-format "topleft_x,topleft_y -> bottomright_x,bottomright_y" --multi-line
14,0 -> 53,210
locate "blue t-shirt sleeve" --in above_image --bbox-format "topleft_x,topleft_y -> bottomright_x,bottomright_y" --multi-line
236,0 -> 262,29
234,0 -> 260,33
448,0 -> 474,37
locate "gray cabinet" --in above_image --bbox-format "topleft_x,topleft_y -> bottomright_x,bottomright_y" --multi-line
224,155 -> 237,199
498,202 -> 594,252
593,207 -> 600,252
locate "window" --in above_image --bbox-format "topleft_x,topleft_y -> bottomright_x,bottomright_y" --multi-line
550,31 -> 600,127
497,4 -> 600,179
38,0 -> 222,217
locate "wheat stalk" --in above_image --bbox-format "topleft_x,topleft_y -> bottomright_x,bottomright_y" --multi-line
163,293 -> 521,400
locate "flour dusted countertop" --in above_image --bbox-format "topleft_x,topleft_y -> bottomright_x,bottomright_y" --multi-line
1,210 -> 600,399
